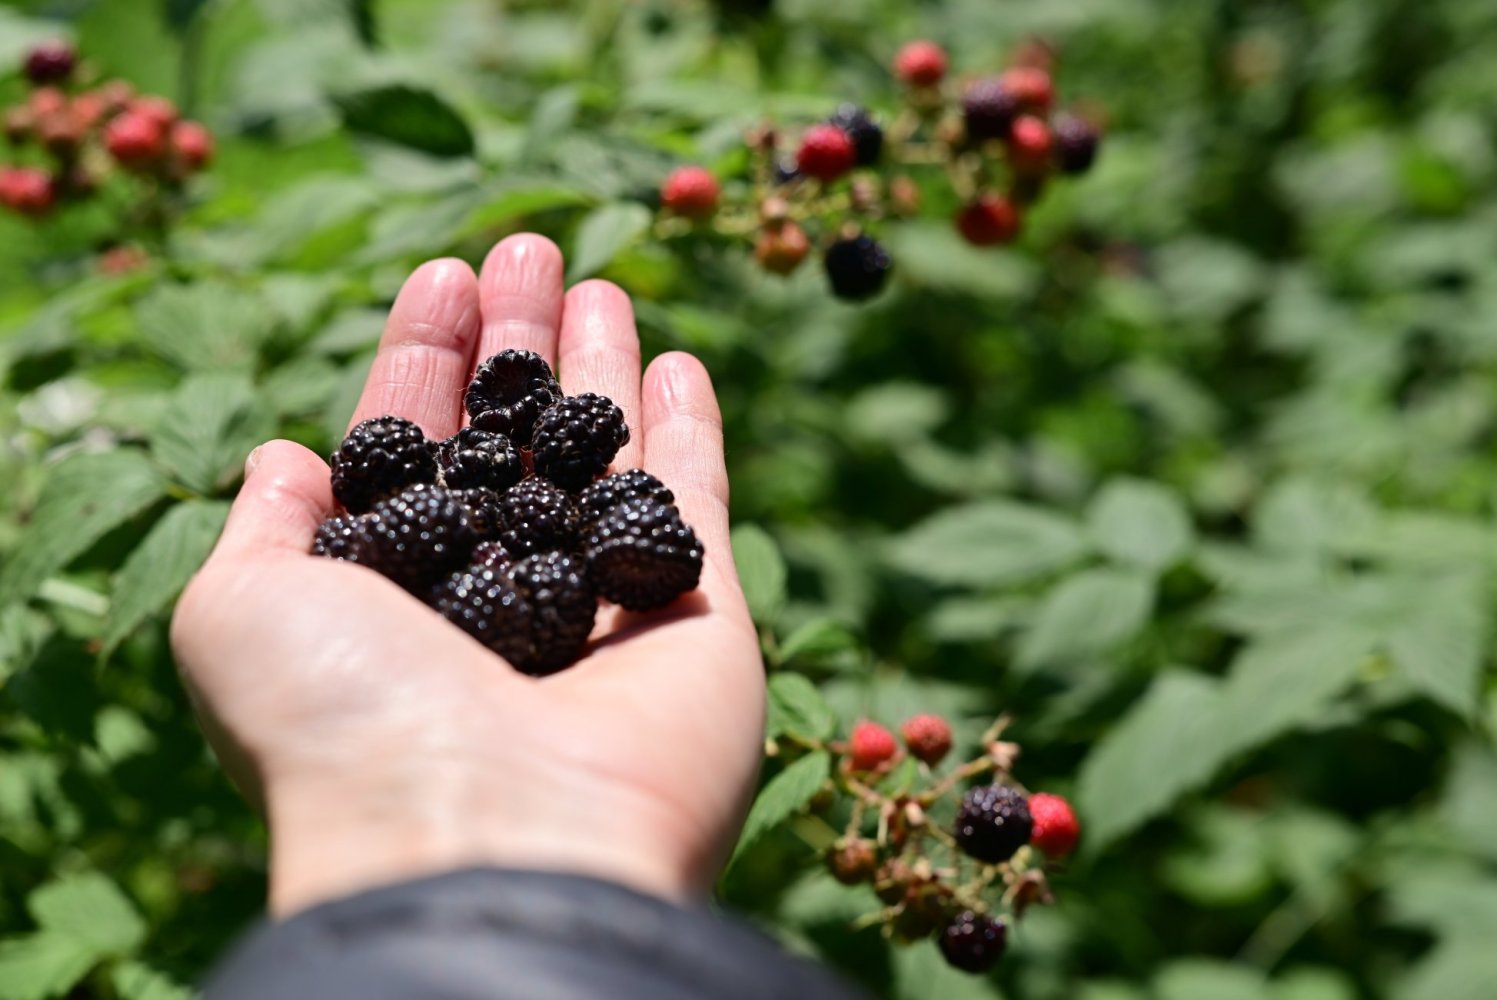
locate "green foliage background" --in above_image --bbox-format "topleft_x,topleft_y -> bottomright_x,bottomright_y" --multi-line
3,0 -> 1497,997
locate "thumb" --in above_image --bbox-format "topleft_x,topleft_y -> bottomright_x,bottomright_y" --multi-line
210,440 -> 333,562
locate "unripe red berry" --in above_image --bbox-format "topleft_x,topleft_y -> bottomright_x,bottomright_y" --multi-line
0,166 -> 57,217
660,165 -> 719,219
1007,114 -> 1053,173
893,40 -> 948,88
24,42 -> 77,86
97,80 -> 136,117
826,838 -> 879,885
888,175 -> 921,216
37,111 -> 84,157
170,120 -> 215,171
848,720 -> 899,772
28,88 -> 67,120
1028,793 -> 1081,858
754,219 -> 810,275
70,92 -> 106,129
956,195 -> 1020,246
900,714 -> 953,766
104,110 -> 167,169
999,66 -> 1054,115
131,95 -> 179,130
795,123 -> 856,182
98,244 -> 149,275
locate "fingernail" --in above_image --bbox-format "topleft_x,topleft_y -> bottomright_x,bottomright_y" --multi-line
244,446 -> 264,478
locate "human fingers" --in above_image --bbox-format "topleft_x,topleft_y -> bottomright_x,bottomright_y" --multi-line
349,258 -> 480,439
472,234 -> 565,380
207,439 -> 333,562
556,279 -> 644,470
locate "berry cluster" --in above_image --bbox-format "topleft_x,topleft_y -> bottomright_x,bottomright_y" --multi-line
310,351 -> 704,675
657,39 -> 1102,301
1,41 -> 213,231
786,713 -> 1080,973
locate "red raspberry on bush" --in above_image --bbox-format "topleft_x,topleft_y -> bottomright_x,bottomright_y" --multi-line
171,120 -> 215,171
70,92 -> 106,129
37,110 -> 84,157
104,110 -> 166,169
754,220 -> 809,275
1000,66 -> 1054,115
1007,115 -> 1053,173
24,42 -> 76,86
660,165 -> 719,219
795,124 -> 856,182
1028,793 -> 1080,858
0,167 -> 56,217
893,40 -> 948,87
900,714 -> 952,765
132,96 -> 179,130
848,720 -> 898,772
956,195 -> 1020,246
28,88 -> 67,120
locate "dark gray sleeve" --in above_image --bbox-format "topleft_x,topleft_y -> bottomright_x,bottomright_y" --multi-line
204,867 -> 870,1000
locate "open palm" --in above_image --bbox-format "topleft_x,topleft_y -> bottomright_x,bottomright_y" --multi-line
171,235 -> 764,914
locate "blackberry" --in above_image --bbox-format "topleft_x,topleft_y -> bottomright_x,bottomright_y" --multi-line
938,911 -> 1007,973
311,515 -> 371,562
578,469 -> 674,529
953,784 -> 1033,864
509,551 -> 596,675
531,393 -> 630,493
465,350 -> 562,445
330,416 -> 438,514
437,427 -> 524,492
823,235 -> 892,301
24,43 -> 76,86
962,78 -> 1020,143
363,484 -> 480,593
1053,115 -> 1101,175
471,540 -> 512,570
497,477 -> 579,556
451,488 -> 504,540
431,563 -> 532,667
828,104 -> 883,167
584,496 -> 703,611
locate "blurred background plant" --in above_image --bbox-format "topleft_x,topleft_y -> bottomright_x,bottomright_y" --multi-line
3,1 -> 1497,998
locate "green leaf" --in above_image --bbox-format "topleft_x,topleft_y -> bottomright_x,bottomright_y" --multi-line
1443,744 -> 1497,864
163,0 -> 212,31
112,962 -> 192,1000
566,202 -> 651,282
0,451 -> 167,609
1397,941 -> 1497,1000
333,83 -> 475,158
766,672 -> 836,741
1383,574 -> 1487,717
886,500 -> 1088,587
29,872 -> 145,955
731,525 -> 787,625
1016,568 -> 1155,673
0,934 -> 96,1000
134,281 -> 278,371
1212,627 -> 1370,757
461,183 -> 593,236
104,501 -> 230,652
728,751 -> 829,866
1087,478 -> 1194,571
1155,960 -> 1270,1000
150,373 -> 275,494
778,618 -> 858,666
1077,671 -> 1223,851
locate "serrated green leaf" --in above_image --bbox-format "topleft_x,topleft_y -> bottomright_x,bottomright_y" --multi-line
134,282 -> 278,371
333,83 -> 475,157
104,501 -> 230,652
1087,478 -> 1194,571
1383,574 -> 1487,717
1155,960 -> 1270,1000
0,451 -> 167,609
112,961 -> 192,1000
29,872 -> 144,954
778,618 -> 858,666
728,751 -> 829,867
566,202 -> 651,282
1396,940 -> 1497,1000
461,183 -> 593,237
1212,627 -> 1370,756
1016,568 -> 1154,673
0,934 -> 96,1000
766,671 -> 836,740
731,524 -> 786,625
151,373 -> 275,494
1443,745 -> 1497,864
886,500 -> 1088,587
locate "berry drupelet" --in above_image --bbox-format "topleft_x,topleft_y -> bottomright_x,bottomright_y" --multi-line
584,496 -> 703,611
330,416 -> 438,514
496,477 -> 580,557
437,427 -> 524,493
465,349 -> 562,445
530,393 -> 630,493
953,784 -> 1034,864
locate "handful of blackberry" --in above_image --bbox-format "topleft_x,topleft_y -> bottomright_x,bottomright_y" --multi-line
310,350 -> 704,675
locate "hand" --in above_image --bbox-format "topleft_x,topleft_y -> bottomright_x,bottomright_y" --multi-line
170,235 -> 764,915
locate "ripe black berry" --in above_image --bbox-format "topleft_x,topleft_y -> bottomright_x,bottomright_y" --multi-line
465,350 -> 562,445
938,911 -> 1006,973
578,469 -> 674,529
1053,115 -> 1101,175
363,484 -> 480,593
828,104 -> 883,167
451,487 -> 504,540
509,551 -> 596,675
962,78 -> 1020,142
953,784 -> 1033,864
431,563 -> 532,667
311,515 -> 372,562
331,416 -> 438,514
823,235 -> 892,301
584,496 -> 703,611
531,393 -> 630,492
24,43 -> 76,85
497,477 -> 579,557
437,427 -> 524,492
